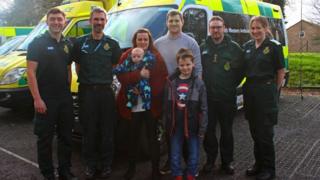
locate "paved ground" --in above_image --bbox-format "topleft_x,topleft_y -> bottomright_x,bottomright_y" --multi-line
0,94 -> 319,180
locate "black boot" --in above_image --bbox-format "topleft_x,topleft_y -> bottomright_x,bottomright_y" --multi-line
159,160 -> 171,175
84,166 -> 96,180
201,160 -> 215,173
99,166 -> 112,179
124,162 -> 136,180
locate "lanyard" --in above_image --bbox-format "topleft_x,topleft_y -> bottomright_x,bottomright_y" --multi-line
81,37 -> 103,54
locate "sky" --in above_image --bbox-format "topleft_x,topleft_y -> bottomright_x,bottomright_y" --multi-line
0,0 -> 13,11
284,0 -> 317,28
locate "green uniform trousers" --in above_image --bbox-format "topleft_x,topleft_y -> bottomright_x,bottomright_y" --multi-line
34,96 -> 74,177
243,81 -> 278,174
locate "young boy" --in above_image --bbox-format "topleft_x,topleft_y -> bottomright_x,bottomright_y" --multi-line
113,47 -> 155,110
163,48 -> 208,180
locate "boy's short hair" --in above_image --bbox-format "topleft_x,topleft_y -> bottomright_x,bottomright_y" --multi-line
176,48 -> 194,63
166,9 -> 183,21
46,8 -> 65,19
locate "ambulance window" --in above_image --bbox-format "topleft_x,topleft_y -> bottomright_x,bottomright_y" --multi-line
66,20 -> 91,38
183,8 -> 207,44
213,12 -> 251,45
268,18 -> 286,46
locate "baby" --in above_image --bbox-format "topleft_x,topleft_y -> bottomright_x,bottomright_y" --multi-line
113,47 -> 155,110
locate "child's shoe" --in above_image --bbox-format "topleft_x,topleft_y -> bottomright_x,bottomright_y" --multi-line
186,174 -> 195,180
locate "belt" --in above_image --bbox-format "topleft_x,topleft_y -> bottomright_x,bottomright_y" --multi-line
246,78 -> 274,84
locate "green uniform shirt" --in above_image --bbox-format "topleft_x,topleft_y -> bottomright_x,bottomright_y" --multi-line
243,38 -> 285,81
72,34 -> 121,85
27,31 -> 72,99
201,35 -> 244,103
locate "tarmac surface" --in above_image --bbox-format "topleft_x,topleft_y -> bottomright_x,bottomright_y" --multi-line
0,93 -> 319,180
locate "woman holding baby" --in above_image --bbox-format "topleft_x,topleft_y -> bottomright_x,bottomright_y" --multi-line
114,28 -> 168,180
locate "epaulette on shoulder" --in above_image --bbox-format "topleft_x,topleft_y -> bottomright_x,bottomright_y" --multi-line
270,39 -> 281,46
243,39 -> 254,47
35,33 -> 46,40
31,33 -> 46,44
104,35 -> 119,43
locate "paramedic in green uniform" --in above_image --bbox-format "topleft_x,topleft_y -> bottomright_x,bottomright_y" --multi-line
27,8 -> 77,180
243,16 -> 285,180
201,16 -> 243,175
71,7 -> 121,179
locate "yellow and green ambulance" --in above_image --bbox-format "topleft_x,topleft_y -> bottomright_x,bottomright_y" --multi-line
104,0 -> 289,108
0,0 -> 289,110
0,0 -> 116,109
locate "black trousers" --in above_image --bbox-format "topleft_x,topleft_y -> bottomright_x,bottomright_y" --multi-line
79,84 -> 116,169
203,100 -> 236,165
128,111 -> 160,169
243,82 -> 278,174
34,96 -> 74,177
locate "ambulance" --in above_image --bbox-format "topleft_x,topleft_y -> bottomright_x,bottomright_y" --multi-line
104,0 -> 289,108
0,26 -> 33,43
0,0 -> 116,109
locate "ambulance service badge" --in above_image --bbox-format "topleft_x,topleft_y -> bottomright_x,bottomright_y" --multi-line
104,43 -> 110,51
224,61 -> 231,71
263,46 -> 270,55
64,45 -> 69,54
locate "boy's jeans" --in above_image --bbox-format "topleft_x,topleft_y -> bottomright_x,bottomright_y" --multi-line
170,125 -> 200,176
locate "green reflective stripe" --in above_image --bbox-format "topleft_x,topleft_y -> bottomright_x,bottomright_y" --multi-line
271,5 -> 282,19
15,28 -> 33,36
284,57 -> 288,70
221,0 -> 243,13
258,2 -> 273,17
178,0 -> 187,11
212,0 -> 224,11
0,27 -> 33,36
0,27 -> 16,36
243,0 -> 260,16
240,0 -> 249,14
194,0 -> 223,11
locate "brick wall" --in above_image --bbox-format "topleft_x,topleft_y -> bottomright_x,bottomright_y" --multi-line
287,20 -> 320,52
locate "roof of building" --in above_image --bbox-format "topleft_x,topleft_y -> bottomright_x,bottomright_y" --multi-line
287,19 -> 320,30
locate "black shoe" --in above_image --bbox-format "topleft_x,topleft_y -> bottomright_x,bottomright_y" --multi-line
246,164 -> 260,176
124,164 -> 136,180
99,167 -> 112,179
201,161 -> 215,173
221,164 -> 235,175
59,171 -> 78,180
159,160 -> 171,175
85,167 -> 96,180
256,171 -> 275,180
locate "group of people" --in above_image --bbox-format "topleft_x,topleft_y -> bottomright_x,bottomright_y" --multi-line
26,6 -> 285,180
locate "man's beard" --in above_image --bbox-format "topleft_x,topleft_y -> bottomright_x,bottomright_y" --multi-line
93,24 -> 104,33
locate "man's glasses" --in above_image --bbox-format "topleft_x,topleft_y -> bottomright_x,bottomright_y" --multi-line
209,26 -> 223,29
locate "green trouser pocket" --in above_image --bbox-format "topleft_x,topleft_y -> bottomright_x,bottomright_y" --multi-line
258,83 -> 279,125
